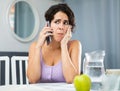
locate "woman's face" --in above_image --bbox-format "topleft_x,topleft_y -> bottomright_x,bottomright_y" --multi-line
50,11 -> 70,42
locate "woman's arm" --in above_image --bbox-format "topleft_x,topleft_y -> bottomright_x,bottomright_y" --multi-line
61,40 -> 82,83
27,42 -> 41,83
27,23 -> 53,83
61,26 -> 82,83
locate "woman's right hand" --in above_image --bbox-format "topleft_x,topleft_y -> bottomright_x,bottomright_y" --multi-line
36,23 -> 53,48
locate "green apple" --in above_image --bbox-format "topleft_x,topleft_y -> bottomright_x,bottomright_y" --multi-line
74,74 -> 91,91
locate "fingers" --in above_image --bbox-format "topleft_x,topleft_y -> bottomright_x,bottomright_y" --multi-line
44,21 -> 50,27
44,31 -> 53,37
61,25 -> 72,44
66,25 -> 72,38
37,22 -> 53,47
40,24 -> 53,36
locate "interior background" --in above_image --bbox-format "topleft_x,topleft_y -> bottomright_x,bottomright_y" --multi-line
0,0 -> 119,70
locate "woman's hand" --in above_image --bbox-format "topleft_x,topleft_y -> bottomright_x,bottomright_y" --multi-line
36,24 -> 53,48
61,25 -> 72,47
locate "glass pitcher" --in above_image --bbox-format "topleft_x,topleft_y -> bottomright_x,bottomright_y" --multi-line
83,50 -> 105,90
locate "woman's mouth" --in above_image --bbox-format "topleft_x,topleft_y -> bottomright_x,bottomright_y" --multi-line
57,33 -> 64,36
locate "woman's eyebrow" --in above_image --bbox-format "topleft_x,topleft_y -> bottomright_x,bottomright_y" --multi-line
64,20 -> 69,22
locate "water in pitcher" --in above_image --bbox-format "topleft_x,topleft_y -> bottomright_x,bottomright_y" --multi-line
83,50 -> 105,90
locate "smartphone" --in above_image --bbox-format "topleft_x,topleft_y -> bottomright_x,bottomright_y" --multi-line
46,21 -> 52,45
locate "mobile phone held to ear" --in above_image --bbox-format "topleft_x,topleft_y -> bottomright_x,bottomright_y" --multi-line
46,21 -> 52,45
46,35 -> 52,45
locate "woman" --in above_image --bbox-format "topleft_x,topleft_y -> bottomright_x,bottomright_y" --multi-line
27,3 -> 82,84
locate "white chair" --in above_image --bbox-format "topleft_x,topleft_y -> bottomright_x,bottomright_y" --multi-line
11,56 -> 29,85
0,56 -> 10,85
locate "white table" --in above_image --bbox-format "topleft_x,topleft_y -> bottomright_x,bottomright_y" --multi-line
0,83 -> 76,91
0,83 -> 99,91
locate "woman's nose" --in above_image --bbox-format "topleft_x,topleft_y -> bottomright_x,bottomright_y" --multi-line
58,23 -> 64,30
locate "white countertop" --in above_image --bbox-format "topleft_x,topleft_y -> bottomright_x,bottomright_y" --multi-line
0,83 -> 75,91
0,83 -> 99,91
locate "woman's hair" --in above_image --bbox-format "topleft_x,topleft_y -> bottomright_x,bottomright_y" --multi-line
45,3 -> 75,32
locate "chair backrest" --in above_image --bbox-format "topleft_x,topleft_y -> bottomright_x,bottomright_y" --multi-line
11,56 -> 29,85
0,56 -> 10,85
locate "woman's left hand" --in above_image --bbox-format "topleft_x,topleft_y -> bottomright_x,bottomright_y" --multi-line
61,25 -> 72,46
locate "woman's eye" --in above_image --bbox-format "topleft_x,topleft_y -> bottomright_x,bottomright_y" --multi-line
64,21 -> 69,25
54,21 -> 60,24
54,20 -> 69,25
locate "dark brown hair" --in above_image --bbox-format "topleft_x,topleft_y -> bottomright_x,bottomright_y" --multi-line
45,3 -> 75,32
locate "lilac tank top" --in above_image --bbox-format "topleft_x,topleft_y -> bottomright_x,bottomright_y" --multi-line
39,50 -> 65,83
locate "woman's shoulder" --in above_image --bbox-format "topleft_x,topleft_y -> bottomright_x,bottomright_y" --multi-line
29,41 -> 37,48
68,40 -> 82,50
69,40 -> 81,46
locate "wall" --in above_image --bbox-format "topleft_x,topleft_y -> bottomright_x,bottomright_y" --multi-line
0,0 -> 120,69
0,0 -> 63,52
65,0 -> 120,69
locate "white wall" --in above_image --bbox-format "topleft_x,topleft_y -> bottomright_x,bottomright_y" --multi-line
0,0 -> 63,52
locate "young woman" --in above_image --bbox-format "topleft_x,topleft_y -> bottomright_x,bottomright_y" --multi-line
27,3 -> 82,83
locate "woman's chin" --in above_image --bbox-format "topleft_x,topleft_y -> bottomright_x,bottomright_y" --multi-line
54,37 -> 63,42
55,39 -> 62,42
56,40 -> 61,42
